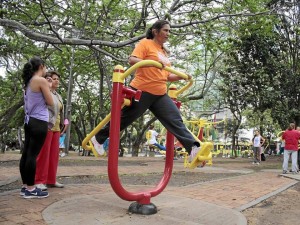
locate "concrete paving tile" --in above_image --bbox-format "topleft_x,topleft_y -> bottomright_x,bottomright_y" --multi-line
42,192 -> 247,225
281,173 -> 300,181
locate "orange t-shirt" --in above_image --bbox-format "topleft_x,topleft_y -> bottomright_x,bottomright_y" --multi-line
129,38 -> 171,95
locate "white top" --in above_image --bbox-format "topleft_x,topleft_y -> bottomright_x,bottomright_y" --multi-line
148,130 -> 158,145
253,136 -> 261,147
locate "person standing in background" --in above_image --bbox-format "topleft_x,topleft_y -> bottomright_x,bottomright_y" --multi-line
296,127 -> 300,172
282,123 -> 300,174
35,71 -> 65,190
20,56 -> 54,198
279,139 -> 285,155
59,119 -> 69,157
252,130 -> 265,165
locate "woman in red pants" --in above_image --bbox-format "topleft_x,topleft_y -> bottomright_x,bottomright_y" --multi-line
35,71 -> 65,190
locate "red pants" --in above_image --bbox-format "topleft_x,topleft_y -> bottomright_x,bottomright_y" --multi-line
35,131 -> 60,185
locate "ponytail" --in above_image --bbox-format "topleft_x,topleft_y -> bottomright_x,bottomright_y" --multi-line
22,56 -> 45,88
146,27 -> 154,39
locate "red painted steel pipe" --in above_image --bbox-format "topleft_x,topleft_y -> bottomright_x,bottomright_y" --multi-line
108,81 -> 175,204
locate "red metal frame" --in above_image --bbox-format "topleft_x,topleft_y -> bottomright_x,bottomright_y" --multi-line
108,81 -> 178,204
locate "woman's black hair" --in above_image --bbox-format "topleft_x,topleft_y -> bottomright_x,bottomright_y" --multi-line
146,20 -> 170,39
22,56 -> 45,88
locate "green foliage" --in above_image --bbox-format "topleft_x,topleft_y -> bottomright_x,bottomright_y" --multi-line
0,70 -> 24,136
220,14 -> 286,125
220,0 -> 300,132
2,0 -> 296,151
242,108 -> 281,136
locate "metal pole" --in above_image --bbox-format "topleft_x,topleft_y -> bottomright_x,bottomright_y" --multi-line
64,46 -> 75,154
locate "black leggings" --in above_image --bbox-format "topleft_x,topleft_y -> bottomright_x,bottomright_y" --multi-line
19,117 -> 48,186
95,91 -> 199,153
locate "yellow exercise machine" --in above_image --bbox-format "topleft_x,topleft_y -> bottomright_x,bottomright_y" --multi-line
183,118 -> 225,165
168,85 -> 214,168
82,60 -> 213,169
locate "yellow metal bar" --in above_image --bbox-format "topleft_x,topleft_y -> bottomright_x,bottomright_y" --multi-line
121,60 -> 188,79
185,118 -> 225,126
121,60 -> 193,98
82,99 -> 131,151
113,65 -> 125,83
277,131 -> 284,137
174,80 -> 193,97
189,129 -> 203,145
82,113 -> 112,150
88,140 -> 100,157
168,84 -> 178,99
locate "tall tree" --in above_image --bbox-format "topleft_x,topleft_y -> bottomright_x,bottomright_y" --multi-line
267,0 -> 300,127
0,0 -> 274,153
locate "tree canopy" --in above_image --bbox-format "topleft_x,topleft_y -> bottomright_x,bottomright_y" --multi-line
1,0 -> 299,151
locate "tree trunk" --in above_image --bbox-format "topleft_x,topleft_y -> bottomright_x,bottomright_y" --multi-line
231,119 -> 241,158
231,135 -> 237,158
65,46 -> 75,154
0,133 -> 4,153
131,142 -> 140,157
73,121 -> 84,152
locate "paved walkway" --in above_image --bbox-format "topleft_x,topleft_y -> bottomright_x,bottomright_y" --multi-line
0,152 -> 299,225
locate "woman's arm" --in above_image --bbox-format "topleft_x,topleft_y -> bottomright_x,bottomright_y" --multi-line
168,73 -> 192,82
60,119 -> 69,134
60,124 -> 68,134
40,78 -> 54,106
129,56 -> 192,81
128,56 -> 165,68
128,56 -> 142,66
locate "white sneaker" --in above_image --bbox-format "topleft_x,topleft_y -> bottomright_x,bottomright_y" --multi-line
48,182 -> 64,188
35,184 -> 47,191
91,136 -> 105,155
189,145 -> 200,162
60,152 -> 66,157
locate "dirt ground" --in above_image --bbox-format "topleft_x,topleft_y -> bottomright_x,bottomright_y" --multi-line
214,156 -> 300,225
242,182 -> 300,225
1,153 -> 299,224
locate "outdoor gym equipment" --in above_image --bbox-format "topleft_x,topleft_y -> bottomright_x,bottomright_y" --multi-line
185,118 -> 225,142
183,118 -> 225,166
277,131 -> 284,138
82,60 -> 193,215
